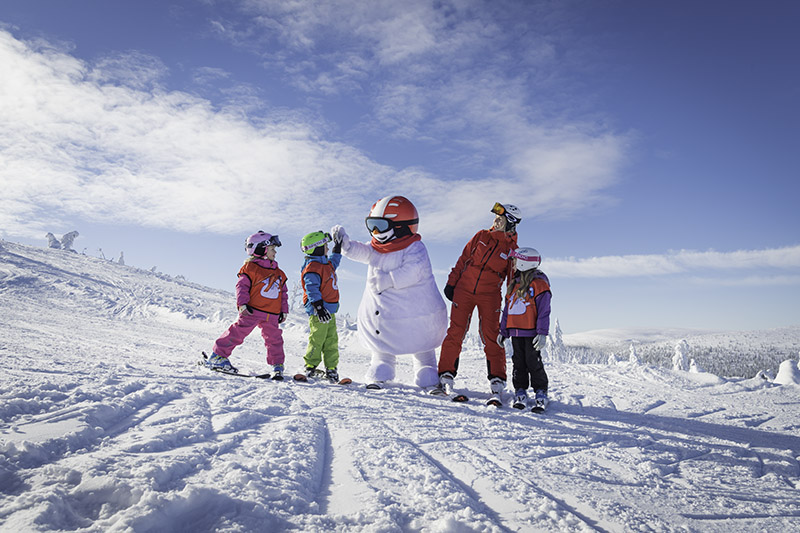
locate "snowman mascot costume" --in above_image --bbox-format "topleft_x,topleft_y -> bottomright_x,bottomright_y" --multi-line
331,195 -> 447,388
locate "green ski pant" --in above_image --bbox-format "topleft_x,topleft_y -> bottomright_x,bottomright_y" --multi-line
304,314 -> 340,370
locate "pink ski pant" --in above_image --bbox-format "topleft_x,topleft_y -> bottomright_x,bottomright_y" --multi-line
213,311 -> 285,366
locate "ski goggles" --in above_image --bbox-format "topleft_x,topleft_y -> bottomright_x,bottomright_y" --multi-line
509,249 -> 540,262
266,235 -> 282,247
365,217 -> 392,234
301,233 -> 331,252
365,217 -> 419,234
491,202 -> 520,225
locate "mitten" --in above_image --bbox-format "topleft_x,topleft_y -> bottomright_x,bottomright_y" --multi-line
238,304 -> 253,316
443,284 -> 455,301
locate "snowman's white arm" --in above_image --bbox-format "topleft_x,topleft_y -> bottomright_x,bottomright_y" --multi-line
341,239 -> 374,264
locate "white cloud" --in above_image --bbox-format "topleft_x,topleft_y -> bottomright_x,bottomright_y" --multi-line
225,0 -> 631,226
546,245 -> 800,278
0,12 -> 628,244
0,29 -> 387,239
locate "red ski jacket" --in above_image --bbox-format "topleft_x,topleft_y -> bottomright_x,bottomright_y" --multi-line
447,229 -> 518,295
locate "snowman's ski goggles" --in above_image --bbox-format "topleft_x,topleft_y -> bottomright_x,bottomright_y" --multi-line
365,217 -> 418,234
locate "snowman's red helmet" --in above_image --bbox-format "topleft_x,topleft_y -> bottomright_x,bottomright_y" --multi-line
365,195 -> 419,243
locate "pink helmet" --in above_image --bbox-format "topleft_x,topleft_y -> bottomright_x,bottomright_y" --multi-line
245,231 -> 282,257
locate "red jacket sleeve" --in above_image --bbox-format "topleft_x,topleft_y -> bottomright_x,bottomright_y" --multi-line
447,231 -> 482,287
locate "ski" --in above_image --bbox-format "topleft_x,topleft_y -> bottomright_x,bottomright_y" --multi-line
428,386 -> 468,402
365,382 -> 384,390
199,352 -> 271,379
486,393 -> 503,407
294,373 -> 354,385
512,400 -> 528,410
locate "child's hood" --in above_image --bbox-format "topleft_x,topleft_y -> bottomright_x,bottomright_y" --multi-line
303,255 -> 329,267
515,269 -> 549,284
248,257 -> 280,269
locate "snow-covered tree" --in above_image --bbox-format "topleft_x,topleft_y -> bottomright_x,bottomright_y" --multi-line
672,340 -> 690,371
689,358 -> 705,373
629,343 -> 640,364
289,280 -> 304,312
46,233 -> 61,249
547,318 -> 567,362
118,252 -> 125,265
60,231 -> 79,251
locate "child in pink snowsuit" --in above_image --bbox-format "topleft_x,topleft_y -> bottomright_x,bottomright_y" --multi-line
207,231 -> 289,377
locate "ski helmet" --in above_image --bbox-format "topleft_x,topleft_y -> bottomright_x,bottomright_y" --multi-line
365,195 -> 419,243
245,231 -> 281,257
491,202 -> 522,231
301,231 -> 332,255
510,247 -> 541,271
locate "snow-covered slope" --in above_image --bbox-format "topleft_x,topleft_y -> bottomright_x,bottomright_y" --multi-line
1,241 -> 799,532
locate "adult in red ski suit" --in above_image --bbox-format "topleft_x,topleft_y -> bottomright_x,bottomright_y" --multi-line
437,203 -> 521,388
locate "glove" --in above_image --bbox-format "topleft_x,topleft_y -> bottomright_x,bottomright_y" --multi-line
532,334 -> 547,350
238,304 -> 253,316
443,284 -> 455,301
332,240 -> 342,254
312,300 -> 331,323
369,270 -> 392,293
330,225 -> 349,250
278,312 -> 287,324
497,334 -> 506,346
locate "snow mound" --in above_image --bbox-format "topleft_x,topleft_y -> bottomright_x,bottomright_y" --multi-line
774,359 -> 800,385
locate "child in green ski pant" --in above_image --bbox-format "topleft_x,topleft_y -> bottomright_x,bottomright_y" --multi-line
300,231 -> 342,382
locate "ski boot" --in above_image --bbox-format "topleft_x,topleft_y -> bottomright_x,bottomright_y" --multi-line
512,389 -> 528,410
430,372 -> 455,396
305,365 -> 324,379
272,364 -> 285,381
532,389 -> 549,413
325,368 -> 340,384
487,377 -> 505,407
205,353 -> 237,373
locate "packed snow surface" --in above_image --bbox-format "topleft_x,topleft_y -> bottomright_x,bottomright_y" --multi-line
1,242 -> 799,532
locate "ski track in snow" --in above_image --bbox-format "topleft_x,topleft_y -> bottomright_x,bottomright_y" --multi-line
1,241 -> 800,532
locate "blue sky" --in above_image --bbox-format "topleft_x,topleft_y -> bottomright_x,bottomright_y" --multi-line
1,0 -> 798,334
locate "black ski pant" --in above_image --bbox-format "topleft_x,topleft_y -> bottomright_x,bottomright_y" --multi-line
511,336 -> 548,393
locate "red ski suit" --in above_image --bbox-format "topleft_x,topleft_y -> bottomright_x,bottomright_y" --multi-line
438,229 -> 517,381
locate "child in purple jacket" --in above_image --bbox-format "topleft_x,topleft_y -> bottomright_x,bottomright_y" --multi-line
206,231 -> 289,378
498,247 -> 552,411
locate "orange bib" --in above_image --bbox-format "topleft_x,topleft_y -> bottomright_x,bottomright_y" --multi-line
301,261 -> 339,304
506,278 -> 550,330
239,261 -> 287,314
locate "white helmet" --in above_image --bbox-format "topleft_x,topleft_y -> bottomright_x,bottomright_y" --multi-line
510,247 -> 541,271
491,202 -> 522,230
